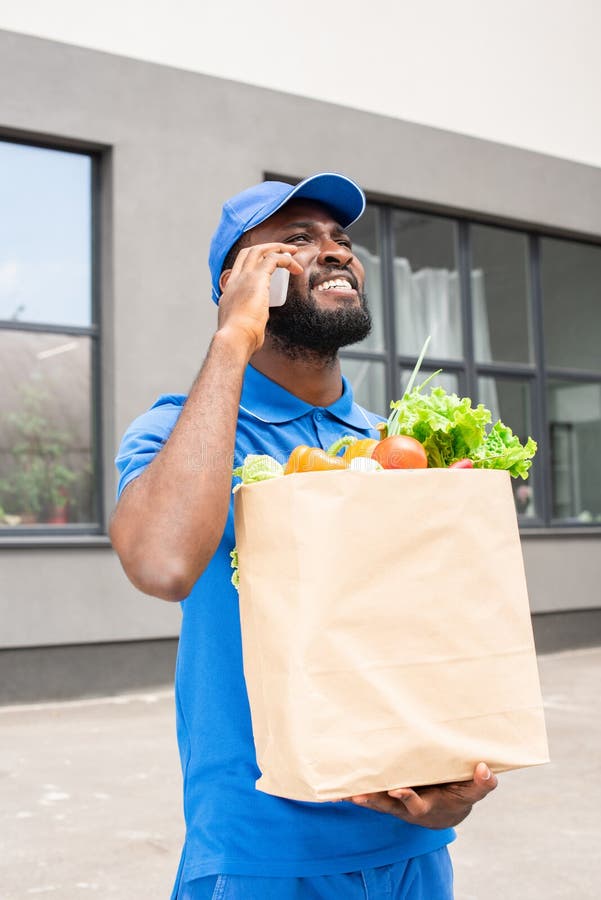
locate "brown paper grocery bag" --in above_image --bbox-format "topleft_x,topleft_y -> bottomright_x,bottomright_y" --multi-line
234,468 -> 549,802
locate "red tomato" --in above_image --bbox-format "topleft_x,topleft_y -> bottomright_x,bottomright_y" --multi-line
372,435 -> 428,469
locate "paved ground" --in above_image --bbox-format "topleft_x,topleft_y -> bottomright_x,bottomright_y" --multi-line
1,647 -> 600,899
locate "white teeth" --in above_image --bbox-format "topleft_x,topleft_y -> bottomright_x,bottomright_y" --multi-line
316,279 -> 352,292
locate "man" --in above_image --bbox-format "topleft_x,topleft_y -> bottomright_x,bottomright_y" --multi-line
110,173 -> 497,899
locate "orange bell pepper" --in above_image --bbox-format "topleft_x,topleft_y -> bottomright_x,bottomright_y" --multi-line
284,445 -> 348,474
342,438 -> 379,464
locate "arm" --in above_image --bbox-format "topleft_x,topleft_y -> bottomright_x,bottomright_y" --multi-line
346,762 -> 498,829
109,243 -> 301,601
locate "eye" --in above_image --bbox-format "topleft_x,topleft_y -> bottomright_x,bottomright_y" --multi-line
286,233 -> 311,243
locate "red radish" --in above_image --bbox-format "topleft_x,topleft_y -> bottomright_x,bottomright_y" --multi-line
449,459 -> 474,469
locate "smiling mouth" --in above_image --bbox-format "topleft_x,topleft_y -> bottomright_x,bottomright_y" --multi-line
314,277 -> 356,294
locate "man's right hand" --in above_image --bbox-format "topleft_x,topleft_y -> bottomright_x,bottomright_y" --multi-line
217,243 -> 303,356
111,247 -> 302,601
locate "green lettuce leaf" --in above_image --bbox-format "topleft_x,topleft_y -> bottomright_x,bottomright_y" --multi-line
230,455 -> 284,593
388,386 -> 492,468
232,454 -> 284,484
386,384 -> 536,477
473,422 -> 537,479
230,547 -> 239,590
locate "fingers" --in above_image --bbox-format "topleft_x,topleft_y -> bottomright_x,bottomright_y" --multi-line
348,791 -> 409,820
472,761 -> 498,796
420,763 -> 498,806
218,242 -> 303,317
386,787 -> 430,818
233,242 -> 303,277
348,788 -> 444,826
386,763 -> 497,811
344,764 -> 499,830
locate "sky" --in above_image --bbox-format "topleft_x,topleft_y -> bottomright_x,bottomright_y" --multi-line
0,140 -> 91,326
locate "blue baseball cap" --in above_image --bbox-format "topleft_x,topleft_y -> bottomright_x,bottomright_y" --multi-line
208,172 -> 366,303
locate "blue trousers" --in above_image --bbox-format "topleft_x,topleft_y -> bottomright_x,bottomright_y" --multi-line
176,846 -> 453,899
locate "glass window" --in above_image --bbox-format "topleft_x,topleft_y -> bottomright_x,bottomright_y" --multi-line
0,140 -> 92,327
547,380 -> 601,523
400,368 -> 459,397
347,205 -> 385,352
478,376 -> 537,518
0,331 -> 97,527
541,237 -> 601,373
391,210 -> 461,360
341,358 -> 387,417
0,141 -> 97,533
341,196 -> 601,529
470,224 -> 532,364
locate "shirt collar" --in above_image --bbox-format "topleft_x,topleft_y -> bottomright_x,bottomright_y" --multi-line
239,364 -> 380,430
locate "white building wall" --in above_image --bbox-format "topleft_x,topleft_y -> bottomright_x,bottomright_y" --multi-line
0,0 -> 600,168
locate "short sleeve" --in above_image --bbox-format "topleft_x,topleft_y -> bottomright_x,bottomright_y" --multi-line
114,396 -> 186,500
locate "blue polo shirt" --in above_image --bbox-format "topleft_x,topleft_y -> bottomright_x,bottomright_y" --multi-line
115,364 -> 454,887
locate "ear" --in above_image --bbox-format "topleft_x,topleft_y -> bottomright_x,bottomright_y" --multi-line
219,269 -> 232,294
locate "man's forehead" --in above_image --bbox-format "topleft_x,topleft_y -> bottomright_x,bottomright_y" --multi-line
251,199 -> 345,234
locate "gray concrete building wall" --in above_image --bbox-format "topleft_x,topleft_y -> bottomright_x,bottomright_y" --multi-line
1,30 -> 600,697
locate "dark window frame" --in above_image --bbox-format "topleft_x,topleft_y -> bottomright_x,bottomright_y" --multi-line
0,136 -> 104,539
342,199 -> 601,533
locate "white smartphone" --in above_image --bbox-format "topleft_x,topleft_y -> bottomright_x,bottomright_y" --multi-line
269,266 -> 290,307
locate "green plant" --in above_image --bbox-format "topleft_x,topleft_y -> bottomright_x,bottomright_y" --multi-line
0,460 -> 45,517
0,380 -> 79,520
47,463 -> 77,508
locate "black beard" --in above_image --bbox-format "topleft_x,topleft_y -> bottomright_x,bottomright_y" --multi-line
266,285 -> 372,362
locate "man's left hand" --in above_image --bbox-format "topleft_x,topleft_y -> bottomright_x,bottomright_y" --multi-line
346,762 -> 498,829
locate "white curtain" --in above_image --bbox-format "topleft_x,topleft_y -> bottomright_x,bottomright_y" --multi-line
352,244 -> 384,353
394,260 -> 462,359
352,245 -> 498,412
470,267 -> 499,417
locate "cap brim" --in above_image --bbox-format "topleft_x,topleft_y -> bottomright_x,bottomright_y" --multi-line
246,172 -> 366,232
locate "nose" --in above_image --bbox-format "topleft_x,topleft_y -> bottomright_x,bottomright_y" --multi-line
317,239 -> 354,267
